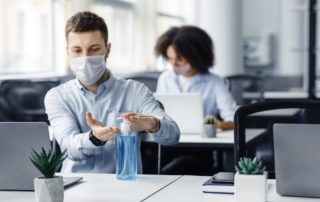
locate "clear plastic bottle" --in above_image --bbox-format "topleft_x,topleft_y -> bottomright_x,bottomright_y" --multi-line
116,118 -> 138,180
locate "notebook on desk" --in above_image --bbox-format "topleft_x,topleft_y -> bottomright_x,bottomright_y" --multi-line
202,172 -> 234,194
0,122 -> 82,191
154,93 -> 204,135
273,123 -> 320,198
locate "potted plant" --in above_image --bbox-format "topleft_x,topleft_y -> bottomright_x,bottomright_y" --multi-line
203,115 -> 216,138
235,157 -> 267,202
30,147 -> 67,202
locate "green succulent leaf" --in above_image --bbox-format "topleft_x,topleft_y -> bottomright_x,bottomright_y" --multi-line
30,147 -> 67,178
204,115 -> 215,124
235,157 -> 265,175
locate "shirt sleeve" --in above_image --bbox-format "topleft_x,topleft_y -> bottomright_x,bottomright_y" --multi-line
136,82 -> 180,145
45,88 -> 102,161
156,72 -> 166,93
214,78 -> 238,121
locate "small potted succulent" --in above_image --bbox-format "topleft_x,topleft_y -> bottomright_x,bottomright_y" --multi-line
235,157 -> 267,202
30,147 -> 67,202
203,115 -> 216,138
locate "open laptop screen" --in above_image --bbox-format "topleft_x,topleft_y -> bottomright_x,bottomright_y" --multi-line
0,122 -> 81,191
154,93 -> 204,135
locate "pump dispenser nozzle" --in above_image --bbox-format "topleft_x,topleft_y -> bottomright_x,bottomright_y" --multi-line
117,117 -> 130,135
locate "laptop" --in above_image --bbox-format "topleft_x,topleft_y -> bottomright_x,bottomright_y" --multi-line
154,93 -> 204,135
0,122 -> 82,191
273,123 -> 320,198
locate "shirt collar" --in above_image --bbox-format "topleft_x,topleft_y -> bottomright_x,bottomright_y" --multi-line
98,70 -> 115,93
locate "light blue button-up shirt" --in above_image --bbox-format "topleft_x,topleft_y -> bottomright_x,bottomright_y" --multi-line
156,70 -> 237,121
45,71 -> 180,173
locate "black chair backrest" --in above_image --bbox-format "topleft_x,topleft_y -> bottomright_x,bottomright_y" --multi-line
225,74 -> 264,105
234,99 -> 320,173
0,80 -> 60,122
123,71 -> 161,92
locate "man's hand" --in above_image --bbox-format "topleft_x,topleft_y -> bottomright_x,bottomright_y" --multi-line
86,112 -> 120,142
121,113 -> 160,133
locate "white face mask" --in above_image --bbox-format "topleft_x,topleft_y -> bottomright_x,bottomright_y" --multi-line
71,55 -> 106,84
172,63 -> 192,75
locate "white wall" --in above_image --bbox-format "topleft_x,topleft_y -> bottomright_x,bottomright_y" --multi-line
278,0 -> 309,79
197,0 -> 243,76
196,0 -> 307,77
242,0 -> 307,78
242,0 -> 279,35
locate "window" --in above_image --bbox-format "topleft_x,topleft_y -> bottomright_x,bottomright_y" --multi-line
155,0 -> 197,71
156,0 -> 196,37
0,0 -> 197,76
91,0 -> 135,73
0,0 -> 54,74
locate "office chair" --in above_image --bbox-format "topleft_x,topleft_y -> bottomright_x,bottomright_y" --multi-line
234,99 -> 320,178
0,80 -> 60,122
123,71 -> 161,92
225,74 -> 264,105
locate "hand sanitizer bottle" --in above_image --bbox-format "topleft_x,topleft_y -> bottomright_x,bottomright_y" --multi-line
116,117 -> 138,180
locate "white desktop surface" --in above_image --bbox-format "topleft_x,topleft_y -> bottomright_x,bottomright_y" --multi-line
0,173 -> 182,202
250,109 -> 301,117
179,129 -> 265,144
263,91 -> 308,99
145,175 -> 233,202
243,91 -> 308,99
2,174 -> 317,202
145,175 -> 320,202
143,129 -> 265,145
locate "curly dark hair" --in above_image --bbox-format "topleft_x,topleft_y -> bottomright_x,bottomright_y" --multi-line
155,26 -> 214,73
65,11 -> 108,43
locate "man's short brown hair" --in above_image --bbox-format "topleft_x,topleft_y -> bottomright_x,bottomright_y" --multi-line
65,11 -> 108,43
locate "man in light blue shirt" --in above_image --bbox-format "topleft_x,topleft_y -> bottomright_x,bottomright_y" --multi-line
45,11 -> 180,173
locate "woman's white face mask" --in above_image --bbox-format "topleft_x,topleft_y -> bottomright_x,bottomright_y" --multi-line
71,55 -> 106,84
172,63 -> 192,75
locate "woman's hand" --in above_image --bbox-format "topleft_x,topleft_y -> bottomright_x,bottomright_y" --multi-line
213,117 -> 234,130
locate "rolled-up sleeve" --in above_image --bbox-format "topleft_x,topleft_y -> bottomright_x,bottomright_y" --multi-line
45,88 -> 102,161
215,79 -> 237,121
153,116 -> 180,145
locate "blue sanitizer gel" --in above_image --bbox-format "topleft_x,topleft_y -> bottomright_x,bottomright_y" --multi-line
116,118 -> 138,180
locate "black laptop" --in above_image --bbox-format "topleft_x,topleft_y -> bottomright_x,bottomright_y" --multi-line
0,122 -> 82,191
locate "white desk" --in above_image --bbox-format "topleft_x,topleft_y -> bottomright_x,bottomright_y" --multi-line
0,173 -> 182,202
179,129 -> 265,145
143,129 -> 265,146
263,91 -> 308,99
250,109 -> 301,117
2,174 -> 317,202
243,91 -> 308,100
145,175 -> 320,202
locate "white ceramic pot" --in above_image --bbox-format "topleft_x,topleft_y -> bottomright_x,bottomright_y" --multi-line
203,124 -> 216,138
234,171 -> 267,202
34,176 -> 64,202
